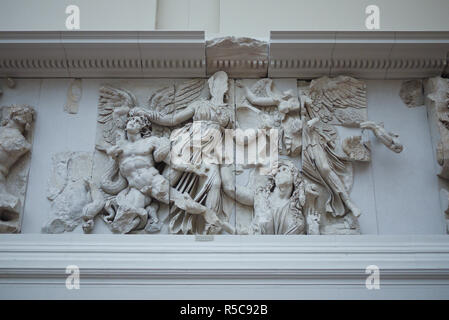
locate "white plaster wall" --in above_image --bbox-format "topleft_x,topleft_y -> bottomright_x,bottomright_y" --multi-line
157,0 -> 220,33
0,0 -> 157,31
1,78 -> 445,234
220,0 -> 449,38
1,0 -> 448,38
366,80 -> 445,234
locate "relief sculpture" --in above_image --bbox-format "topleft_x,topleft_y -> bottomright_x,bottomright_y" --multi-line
425,77 -> 449,232
81,74 -> 234,234
0,105 -> 35,233
39,72 -> 404,235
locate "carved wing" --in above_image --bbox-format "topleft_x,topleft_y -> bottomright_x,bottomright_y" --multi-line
149,79 -> 205,116
310,76 -> 366,111
306,76 -> 367,125
98,85 -> 137,145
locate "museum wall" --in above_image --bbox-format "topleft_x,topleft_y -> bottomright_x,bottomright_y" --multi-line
1,0 -> 449,38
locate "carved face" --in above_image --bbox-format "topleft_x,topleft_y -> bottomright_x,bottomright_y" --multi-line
126,116 -> 145,135
274,164 -> 293,191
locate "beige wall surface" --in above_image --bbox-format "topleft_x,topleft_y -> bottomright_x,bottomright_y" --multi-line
0,0 -> 448,37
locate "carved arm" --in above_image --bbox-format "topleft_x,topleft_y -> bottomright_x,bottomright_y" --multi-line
132,106 -> 195,127
236,81 -> 279,107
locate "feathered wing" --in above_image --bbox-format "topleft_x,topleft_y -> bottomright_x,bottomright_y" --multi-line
149,79 -> 205,116
98,85 -> 137,145
319,76 -> 366,111
306,76 -> 367,125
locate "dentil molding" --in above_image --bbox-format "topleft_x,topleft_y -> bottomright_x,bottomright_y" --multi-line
0,31 -> 448,79
269,31 -> 449,79
0,31 -> 206,78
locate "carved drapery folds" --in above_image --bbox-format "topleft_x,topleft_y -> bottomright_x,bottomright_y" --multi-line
37,72 -> 404,235
0,105 -> 35,233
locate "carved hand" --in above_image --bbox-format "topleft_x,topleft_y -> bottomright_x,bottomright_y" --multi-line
305,183 -> 320,199
359,121 -> 376,130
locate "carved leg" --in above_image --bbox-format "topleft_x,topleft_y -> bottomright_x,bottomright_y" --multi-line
81,180 -> 106,233
0,189 -> 20,233
314,151 -> 362,218
145,202 -> 162,233
340,193 -> 361,217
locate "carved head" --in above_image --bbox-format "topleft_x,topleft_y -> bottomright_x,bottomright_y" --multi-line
263,160 -> 301,196
126,115 -> 151,137
2,105 -> 35,132
208,71 -> 228,106
273,161 -> 298,195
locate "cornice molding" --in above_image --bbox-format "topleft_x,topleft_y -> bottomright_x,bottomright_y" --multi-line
0,31 -> 206,78
269,31 -> 449,79
0,31 -> 448,79
1,234 -> 449,299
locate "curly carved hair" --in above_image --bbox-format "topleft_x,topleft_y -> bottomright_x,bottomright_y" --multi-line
1,105 -> 35,131
257,160 -> 304,218
125,114 -> 152,138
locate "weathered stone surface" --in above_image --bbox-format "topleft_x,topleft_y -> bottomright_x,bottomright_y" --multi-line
400,79 -> 424,107
37,73 -> 406,236
303,76 -> 368,127
0,105 -> 35,233
6,77 -> 16,89
360,121 -> 403,154
206,37 -> 268,78
425,77 -> 449,179
342,135 -> 371,162
64,79 -> 82,114
43,151 -> 93,233
425,76 -> 449,233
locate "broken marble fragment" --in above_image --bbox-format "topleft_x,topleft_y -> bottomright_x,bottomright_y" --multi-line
400,79 -> 424,107
360,121 -> 403,153
0,105 -> 35,233
65,79 -> 82,114
6,77 -> 16,89
342,135 -> 371,162
43,151 -> 93,233
206,36 -> 268,78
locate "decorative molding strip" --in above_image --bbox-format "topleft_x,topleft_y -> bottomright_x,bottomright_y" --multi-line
0,31 -> 448,79
269,31 -> 449,79
0,234 -> 449,299
0,31 -> 206,78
